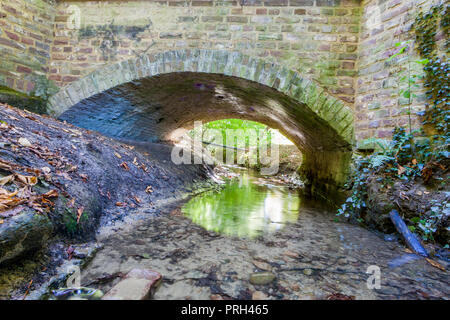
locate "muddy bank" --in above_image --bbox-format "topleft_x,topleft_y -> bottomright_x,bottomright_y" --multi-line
0,103 -> 213,298
364,173 -> 449,245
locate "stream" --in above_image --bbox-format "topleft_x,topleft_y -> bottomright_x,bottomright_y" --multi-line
74,168 -> 449,300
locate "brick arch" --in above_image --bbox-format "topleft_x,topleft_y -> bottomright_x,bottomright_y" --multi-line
48,49 -> 355,195
48,49 -> 354,145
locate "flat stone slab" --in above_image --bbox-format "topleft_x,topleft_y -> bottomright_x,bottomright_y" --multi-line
102,268 -> 162,300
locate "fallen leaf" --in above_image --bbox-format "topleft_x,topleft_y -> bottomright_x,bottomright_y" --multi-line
425,258 -> 446,271
252,260 -> 272,271
145,186 -> 153,193
120,162 -> 130,170
133,196 -> 141,204
43,190 -> 58,198
0,175 -> 14,186
114,152 -> 122,159
22,280 -> 33,300
397,165 -> 406,175
79,174 -> 88,182
132,157 -> 138,166
67,198 -> 75,208
16,174 -> 37,186
76,206 -> 84,224
115,202 -> 127,207
412,159 -> 417,165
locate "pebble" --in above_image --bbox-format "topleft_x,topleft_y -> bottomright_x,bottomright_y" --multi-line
252,291 -> 268,300
303,268 -> 313,276
249,272 -> 276,285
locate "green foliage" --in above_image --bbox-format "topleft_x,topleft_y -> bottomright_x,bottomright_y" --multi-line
411,199 -> 449,241
198,119 -> 272,147
414,4 -> 449,141
337,126 -> 447,237
338,4 -> 450,240
182,171 -> 299,238
190,119 -> 273,166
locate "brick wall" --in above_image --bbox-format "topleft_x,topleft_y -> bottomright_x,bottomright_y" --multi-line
50,0 -> 362,104
355,0 -> 447,141
0,0 -> 56,93
1,0 -> 446,144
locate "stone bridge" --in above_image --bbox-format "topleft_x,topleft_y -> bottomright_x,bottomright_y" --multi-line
1,0 -> 440,192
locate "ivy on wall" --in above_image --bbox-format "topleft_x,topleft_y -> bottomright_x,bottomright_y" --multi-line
414,3 -> 449,139
336,3 -> 449,244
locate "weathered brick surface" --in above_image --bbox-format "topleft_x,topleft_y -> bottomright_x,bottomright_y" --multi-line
2,0 -> 446,145
355,0 -> 447,141
47,0 -> 361,106
0,0 -> 55,93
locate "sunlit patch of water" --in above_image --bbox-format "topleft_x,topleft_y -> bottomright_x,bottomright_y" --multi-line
181,169 -> 300,238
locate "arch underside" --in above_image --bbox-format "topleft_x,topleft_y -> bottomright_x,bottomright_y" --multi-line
50,49 -> 355,194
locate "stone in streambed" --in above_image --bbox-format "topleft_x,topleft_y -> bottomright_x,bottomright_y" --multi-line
252,291 -> 268,300
249,272 -> 276,285
102,268 -> 162,300
303,268 -> 313,276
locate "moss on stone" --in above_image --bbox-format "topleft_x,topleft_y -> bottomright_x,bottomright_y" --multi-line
0,86 -> 47,114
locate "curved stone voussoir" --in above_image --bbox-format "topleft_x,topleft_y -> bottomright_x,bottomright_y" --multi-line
49,49 -> 355,191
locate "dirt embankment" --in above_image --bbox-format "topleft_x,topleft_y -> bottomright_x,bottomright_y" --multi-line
364,171 -> 449,246
0,103 -> 212,267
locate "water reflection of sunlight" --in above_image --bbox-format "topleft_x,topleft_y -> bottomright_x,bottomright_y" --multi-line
182,170 -> 300,238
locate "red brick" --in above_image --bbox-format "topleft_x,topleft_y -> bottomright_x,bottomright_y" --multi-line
26,81 -> 35,93
62,75 -> 78,82
21,37 -> 34,45
2,5 -> 17,15
17,65 -> 32,74
5,30 -> 19,41
256,9 -> 267,15
79,47 -> 93,53
49,74 -> 62,81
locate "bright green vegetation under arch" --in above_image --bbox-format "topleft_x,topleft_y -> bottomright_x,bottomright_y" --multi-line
181,170 -> 300,238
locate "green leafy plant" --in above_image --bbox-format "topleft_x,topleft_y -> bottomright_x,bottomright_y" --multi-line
338,4 -> 449,244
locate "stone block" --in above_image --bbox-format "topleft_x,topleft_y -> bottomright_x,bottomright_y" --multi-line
102,269 -> 162,300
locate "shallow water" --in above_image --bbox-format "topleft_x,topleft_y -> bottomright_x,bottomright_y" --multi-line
182,169 -> 300,238
72,169 -> 449,300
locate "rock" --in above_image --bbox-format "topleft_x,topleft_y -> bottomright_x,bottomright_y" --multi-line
283,250 -> 299,259
0,210 -> 53,265
384,234 -> 397,242
252,260 -> 272,271
52,287 -> 103,300
249,272 -> 276,285
18,137 -> 32,147
302,268 -> 313,276
252,291 -> 268,300
102,268 -> 162,300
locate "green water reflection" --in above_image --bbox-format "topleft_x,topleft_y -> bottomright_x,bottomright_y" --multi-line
182,170 -> 300,238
